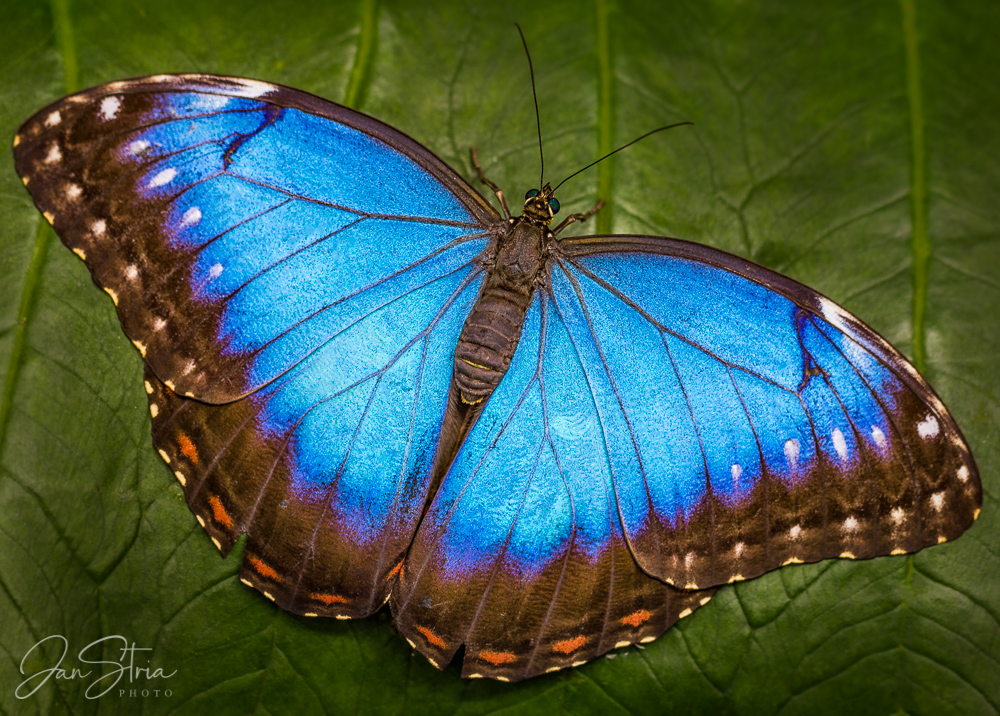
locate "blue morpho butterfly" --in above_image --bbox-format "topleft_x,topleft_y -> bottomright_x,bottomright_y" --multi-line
13,68 -> 982,682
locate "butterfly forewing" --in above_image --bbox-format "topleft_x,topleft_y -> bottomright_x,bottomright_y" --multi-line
13,75 -> 495,404
555,236 -> 981,590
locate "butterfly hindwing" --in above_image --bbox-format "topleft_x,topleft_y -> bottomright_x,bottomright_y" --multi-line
393,292 -> 714,681
146,262 -> 485,616
553,236 -> 981,590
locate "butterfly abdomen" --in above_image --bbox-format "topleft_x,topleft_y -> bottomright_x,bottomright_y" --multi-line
453,221 -> 545,405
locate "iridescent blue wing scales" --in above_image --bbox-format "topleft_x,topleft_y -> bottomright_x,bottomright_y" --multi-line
393,293 -> 713,680
14,75 -> 498,616
14,75 -> 497,402
147,264 -> 484,616
552,236 -> 981,590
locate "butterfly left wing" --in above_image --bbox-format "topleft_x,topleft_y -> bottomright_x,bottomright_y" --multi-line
393,291 -> 714,681
13,75 -> 501,617
550,235 -> 982,590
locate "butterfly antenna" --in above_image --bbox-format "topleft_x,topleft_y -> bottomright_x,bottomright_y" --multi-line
516,23 -> 545,188
552,122 -> 694,193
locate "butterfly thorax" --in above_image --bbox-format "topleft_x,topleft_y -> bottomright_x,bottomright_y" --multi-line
452,213 -> 548,406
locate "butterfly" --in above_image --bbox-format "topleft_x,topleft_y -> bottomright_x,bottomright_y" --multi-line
12,73 -> 981,682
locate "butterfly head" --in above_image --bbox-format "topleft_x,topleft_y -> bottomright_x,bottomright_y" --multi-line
522,184 -> 560,226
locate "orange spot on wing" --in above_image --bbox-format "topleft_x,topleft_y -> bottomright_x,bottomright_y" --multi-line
478,650 -> 517,665
552,635 -> 587,654
416,625 -> 447,649
620,609 -> 651,627
311,592 -> 349,605
208,495 -> 234,529
249,555 -> 280,581
387,561 -> 404,580
177,433 -> 199,464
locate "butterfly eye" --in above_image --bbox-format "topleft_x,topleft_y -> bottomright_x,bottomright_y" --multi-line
548,198 -> 560,214
525,189 -> 540,200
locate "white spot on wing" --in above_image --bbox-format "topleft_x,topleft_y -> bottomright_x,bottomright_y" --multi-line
45,111 -> 61,126
891,507 -> 905,524
957,465 -> 969,483
129,139 -> 151,155
784,438 -> 800,467
734,542 -> 745,557
731,463 -> 742,482
818,296 -> 847,327
92,219 -> 106,236
832,428 -> 848,460
180,206 -> 202,227
125,265 -> 139,281
684,551 -> 695,569
233,78 -> 274,97
153,317 -> 166,331
843,516 -> 859,533
871,426 -> 887,448
66,183 -> 82,199
930,492 -> 945,511
208,263 -> 223,279
789,524 -> 802,540
183,360 -> 196,375
45,144 -> 62,163
917,415 -> 939,439
100,96 -> 121,120
149,167 -> 177,188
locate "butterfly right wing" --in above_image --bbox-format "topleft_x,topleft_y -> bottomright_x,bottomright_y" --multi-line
392,292 -> 713,681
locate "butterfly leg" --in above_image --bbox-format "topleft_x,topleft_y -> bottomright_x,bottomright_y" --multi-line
551,199 -> 605,236
470,147 -> 511,219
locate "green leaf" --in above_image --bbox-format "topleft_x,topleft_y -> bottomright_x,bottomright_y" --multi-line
1,0 -> 997,713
